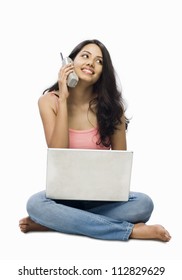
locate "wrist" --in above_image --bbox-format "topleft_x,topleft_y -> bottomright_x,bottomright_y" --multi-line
58,95 -> 68,104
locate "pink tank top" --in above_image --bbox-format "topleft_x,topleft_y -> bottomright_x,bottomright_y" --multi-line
69,127 -> 110,150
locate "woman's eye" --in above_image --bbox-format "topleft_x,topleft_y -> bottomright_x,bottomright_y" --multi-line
82,54 -> 88,58
81,54 -> 103,65
96,59 -> 103,65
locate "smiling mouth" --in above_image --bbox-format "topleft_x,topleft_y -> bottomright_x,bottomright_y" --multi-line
82,68 -> 94,75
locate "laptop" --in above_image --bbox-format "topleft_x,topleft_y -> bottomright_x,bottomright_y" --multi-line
46,148 -> 133,201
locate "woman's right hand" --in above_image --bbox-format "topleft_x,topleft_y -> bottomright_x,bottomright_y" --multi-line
58,63 -> 75,101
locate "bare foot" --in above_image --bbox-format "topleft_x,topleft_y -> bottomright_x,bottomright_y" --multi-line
130,223 -> 171,242
19,217 -> 51,233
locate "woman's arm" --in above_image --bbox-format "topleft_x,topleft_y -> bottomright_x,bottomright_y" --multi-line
38,63 -> 75,148
110,114 -> 127,150
38,93 -> 69,148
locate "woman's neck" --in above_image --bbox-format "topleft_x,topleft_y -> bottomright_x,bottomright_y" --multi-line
68,85 -> 95,106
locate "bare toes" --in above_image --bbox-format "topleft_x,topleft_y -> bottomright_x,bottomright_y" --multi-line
130,223 -> 171,242
19,216 -> 50,233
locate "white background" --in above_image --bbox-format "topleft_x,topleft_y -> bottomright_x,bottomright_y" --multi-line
0,0 -> 181,267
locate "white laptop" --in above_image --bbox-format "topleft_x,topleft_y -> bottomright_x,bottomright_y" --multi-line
46,148 -> 133,201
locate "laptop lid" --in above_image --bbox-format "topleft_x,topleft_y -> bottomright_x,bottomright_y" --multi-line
46,148 -> 133,201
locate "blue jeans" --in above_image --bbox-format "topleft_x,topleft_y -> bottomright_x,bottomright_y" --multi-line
27,191 -> 154,241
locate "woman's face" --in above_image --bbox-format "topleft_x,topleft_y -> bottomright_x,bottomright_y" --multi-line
73,43 -> 103,85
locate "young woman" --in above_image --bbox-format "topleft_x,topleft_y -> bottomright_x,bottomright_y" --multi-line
19,39 -> 171,241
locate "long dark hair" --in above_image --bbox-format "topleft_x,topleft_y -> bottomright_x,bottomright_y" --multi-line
43,39 -> 129,147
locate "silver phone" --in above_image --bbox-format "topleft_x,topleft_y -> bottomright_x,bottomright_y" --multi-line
60,53 -> 79,88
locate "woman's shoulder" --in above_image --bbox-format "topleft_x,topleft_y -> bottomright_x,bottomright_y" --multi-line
38,91 -> 58,106
38,91 -> 59,110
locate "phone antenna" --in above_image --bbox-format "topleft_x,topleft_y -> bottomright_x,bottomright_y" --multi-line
60,52 -> 63,60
